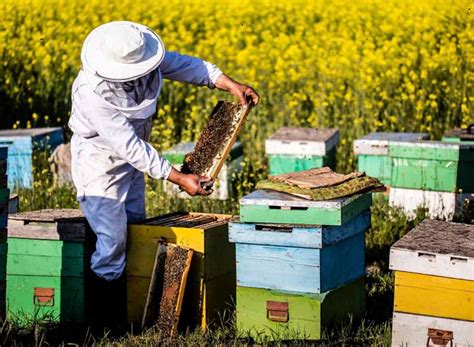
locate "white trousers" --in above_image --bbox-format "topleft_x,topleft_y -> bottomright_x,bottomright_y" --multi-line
71,119 -> 151,280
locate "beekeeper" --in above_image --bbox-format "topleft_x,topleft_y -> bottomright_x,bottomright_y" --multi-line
68,21 -> 259,330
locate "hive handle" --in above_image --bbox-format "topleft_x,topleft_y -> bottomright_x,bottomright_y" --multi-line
426,328 -> 453,347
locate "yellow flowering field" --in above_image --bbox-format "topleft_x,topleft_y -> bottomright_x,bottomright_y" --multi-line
0,0 -> 472,177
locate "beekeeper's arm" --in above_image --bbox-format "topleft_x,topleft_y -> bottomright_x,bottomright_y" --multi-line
90,96 -> 211,196
160,51 -> 260,106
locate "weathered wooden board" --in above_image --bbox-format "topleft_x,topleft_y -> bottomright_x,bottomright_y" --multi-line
0,127 -> 64,189
390,219 -> 474,280
265,127 -> 339,156
6,274 -> 84,323
353,132 -> 429,156
391,312 -> 474,347
127,212 -> 235,327
8,209 -> 87,241
394,271 -> 474,321
229,210 -> 370,248
389,141 -> 474,192
236,278 -> 365,341
236,232 -> 365,293
443,125 -> 474,142
240,190 -> 372,225
389,187 -> 474,221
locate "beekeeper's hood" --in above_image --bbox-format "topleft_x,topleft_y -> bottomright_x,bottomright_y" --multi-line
81,21 -> 164,108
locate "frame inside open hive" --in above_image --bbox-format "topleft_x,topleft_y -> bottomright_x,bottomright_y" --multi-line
144,212 -> 231,229
180,100 -> 252,181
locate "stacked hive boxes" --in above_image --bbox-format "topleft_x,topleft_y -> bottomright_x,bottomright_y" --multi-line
388,141 -> 474,220
0,147 -> 8,318
390,219 -> 474,346
353,132 -> 428,186
229,189 -> 372,340
6,209 -> 89,323
127,212 -> 235,330
0,128 -> 63,189
265,127 -> 339,175
162,142 -> 243,200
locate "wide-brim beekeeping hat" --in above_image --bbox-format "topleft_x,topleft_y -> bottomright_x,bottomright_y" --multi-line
81,21 -> 165,82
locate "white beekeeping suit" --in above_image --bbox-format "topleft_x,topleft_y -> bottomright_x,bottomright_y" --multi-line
69,21 -> 222,281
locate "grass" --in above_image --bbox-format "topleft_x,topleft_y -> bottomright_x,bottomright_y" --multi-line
3,153 -> 441,346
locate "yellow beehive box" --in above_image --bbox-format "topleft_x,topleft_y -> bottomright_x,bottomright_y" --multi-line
394,271 -> 474,321
390,220 -> 474,323
127,212 -> 235,330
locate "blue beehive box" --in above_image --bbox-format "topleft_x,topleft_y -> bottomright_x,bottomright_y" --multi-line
0,128 -> 64,189
229,209 -> 370,294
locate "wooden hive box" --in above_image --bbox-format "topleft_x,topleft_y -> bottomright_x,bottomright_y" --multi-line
265,127 -> 339,175
236,278 -> 365,341
389,219 -> 474,324
392,312 -> 474,347
239,189 -> 372,226
162,141 -> 243,200
389,141 -> 474,192
353,132 -> 428,186
127,212 -> 235,330
229,210 -> 370,293
389,187 -> 474,221
6,209 -> 89,324
442,125 -> 474,144
0,128 -> 63,189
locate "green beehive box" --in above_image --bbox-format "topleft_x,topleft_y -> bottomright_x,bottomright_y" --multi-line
236,278 -> 365,341
354,132 -> 428,185
6,209 -> 89,323
265,127 -> 339,175
239,189 -> 372,226
389,141 -> 474,192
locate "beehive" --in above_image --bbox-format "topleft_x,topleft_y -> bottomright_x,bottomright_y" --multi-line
127,212 -> 235,330
0,128 -> 63,189
6,209 -> 89,323
239,189 -> 372,226
265,127 -> 339,175
162,142 -> 243,200
353,132 -> 428,185
442,125 -> 474,144
389,141 -> 474,192
389,187 -> 474,221
236,278 -> 365,341
389,219 -> 474,346
230,210 -> 370,293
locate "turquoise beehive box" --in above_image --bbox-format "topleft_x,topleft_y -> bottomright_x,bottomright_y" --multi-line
0,128 -> 64,189
230,210 -> 369,293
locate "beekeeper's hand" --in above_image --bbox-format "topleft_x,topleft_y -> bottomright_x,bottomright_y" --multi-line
215,74 -> 260,106
167,168 -> 213,196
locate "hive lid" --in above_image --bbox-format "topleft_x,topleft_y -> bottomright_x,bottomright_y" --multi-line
443,125 -> 474,142
8,209 -> 88,241
265,127 -> 339,156
389,219 -> 474,280
353,132 -> 429,155
240,189 -> 364,209
163,141 -> 243,165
